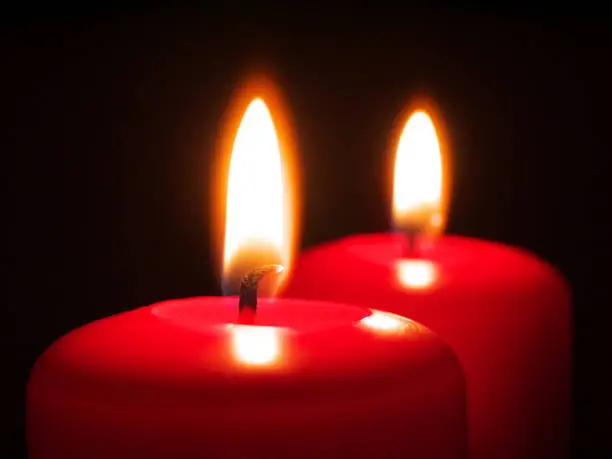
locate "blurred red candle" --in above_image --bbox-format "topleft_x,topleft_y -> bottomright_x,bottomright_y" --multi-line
284,99 -> 571,459
27,83 -> 468,459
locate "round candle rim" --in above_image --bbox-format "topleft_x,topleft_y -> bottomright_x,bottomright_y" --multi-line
316,232 -> 569,285
150,296 -> 372,333
31,298 -> 457,406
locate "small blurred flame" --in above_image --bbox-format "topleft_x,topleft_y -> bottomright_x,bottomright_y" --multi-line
392,105 -> 449,240
230,325 -> 281,366
214,78 -> 299,297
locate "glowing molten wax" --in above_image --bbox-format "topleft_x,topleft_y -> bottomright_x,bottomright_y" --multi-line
395,259 -> 437,289
359,310 -> 410,333
392,110 -> 446,237
230,325 -> 281,366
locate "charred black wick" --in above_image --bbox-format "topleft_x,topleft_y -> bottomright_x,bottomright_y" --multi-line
404,225 -> 422,257
238,264 -> 284,314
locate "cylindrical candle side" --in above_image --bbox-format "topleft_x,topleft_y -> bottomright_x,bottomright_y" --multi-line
283,234 -> 571,459
28,297 -> 467,459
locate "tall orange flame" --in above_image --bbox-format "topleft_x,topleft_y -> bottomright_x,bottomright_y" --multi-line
212,77 -> 300,297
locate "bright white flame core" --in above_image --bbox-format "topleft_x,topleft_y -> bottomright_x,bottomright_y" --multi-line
223,98 -> 285,268
230,325 -> 280,366
393,111 -> 443,220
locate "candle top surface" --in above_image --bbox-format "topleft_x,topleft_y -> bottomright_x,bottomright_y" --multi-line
339,233 -> 546,267
152,296 -> 369,333
34,297 -> 459,406
314,233 -> 566,285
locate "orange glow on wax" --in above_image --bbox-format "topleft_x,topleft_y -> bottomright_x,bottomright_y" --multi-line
395,259 -> 438,289
229,325 -> 282,366
359,310 -> 411,334
391,100 -> 450,241
213,77 -> 300,297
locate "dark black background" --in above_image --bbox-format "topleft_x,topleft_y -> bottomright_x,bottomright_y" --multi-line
3,6 -> 609,459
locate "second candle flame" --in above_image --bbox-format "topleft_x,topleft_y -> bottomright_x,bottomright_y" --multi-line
392,109 -> 448,240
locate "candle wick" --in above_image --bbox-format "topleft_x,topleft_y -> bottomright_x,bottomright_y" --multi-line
238,264 -> 284,318
404,228 -> 421,259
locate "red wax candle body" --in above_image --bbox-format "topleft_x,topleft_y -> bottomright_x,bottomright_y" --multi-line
28,297 -> 467,459
284,234 -> 571,459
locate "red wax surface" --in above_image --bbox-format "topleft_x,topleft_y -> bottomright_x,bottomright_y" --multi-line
283,234 -> 571,459
28,297 -> 467,459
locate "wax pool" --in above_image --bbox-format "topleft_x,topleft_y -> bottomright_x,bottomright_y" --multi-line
283,234 -> 571,459
28,297 -> 467,459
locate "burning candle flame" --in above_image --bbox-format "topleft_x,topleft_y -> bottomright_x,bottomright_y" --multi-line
224,98 -> 284,267
218,85 -> 298,297
392,108 -> 448,241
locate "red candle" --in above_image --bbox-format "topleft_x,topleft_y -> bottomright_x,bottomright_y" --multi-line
284,101 -> 571,459
27,82 -> 468,459
28,297 -> 467,459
